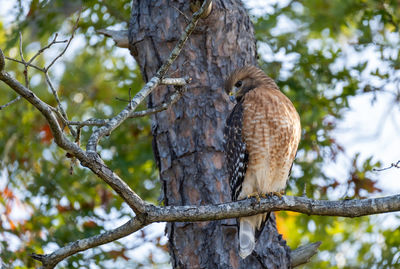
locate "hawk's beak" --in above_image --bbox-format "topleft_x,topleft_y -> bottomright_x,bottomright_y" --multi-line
229,86 -> 239,102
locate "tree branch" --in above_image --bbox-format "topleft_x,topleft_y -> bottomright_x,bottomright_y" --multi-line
0,46 -> 4,72
27,33 -> 68,65
86,0 -> 212,153
146,193 -> 400,222
0,96 -> 21,110
0,59 -> 146,214
66,77 -> 189,127
128,84 -> 187,118
45,11 -> 81,71
373,160 -> 400,171
291,242 -> 322,267
68,118 -> 109,127
97,29 -> 129,48
31,217 -> 147,269
31,193 -> 400,267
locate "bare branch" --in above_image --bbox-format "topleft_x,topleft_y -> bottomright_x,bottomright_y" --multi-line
86,0 -> 211,153
67,77 -> 189,127
96,29 -> 129,48
31,217 -> 147,269
291,242 -> 321,267
161,77 -> 189,86
0,96 -> 21,110
4,56 -> 44,72
4,33 -> 68,73
145,194 -> 400,222
0,65 -> 146,214
18,32 -> 25,63
44,73 -> 77,137
0,69 -> 69,149
18,32 -> 30,87
68,119 -> 109,127
38,12 -> 81,138
0,47 -> 4,72
129,85 -> 186,118
28,33 -> 68,65
172,5 -> 190,22
31,193 -> 400,267
45,10 -> 81,71
5,28 -> 79,137
373,160 -> 400,171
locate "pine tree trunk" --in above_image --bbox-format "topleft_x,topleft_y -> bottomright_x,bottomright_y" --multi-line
129,1 -> 291,268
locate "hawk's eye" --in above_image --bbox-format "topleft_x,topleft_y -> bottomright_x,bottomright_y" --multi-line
235,80 -> 242,88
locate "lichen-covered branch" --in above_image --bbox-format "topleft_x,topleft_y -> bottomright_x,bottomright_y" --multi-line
31,193 -> 400,268
67,77 -> 189,127
128,84 -> 187,118
145,193 -> 400,222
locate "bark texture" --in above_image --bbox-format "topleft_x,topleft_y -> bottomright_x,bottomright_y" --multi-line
129,1 -> 291,268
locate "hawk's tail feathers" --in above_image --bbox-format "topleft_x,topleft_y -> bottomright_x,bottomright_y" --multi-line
239,218 -> 256,259
239,213 -> 270,259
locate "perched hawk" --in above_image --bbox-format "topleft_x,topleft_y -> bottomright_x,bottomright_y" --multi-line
224,66 -> 301,259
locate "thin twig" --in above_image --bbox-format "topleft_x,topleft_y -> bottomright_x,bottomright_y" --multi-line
18,32 -> 25,63
0,96 -> 21,110
68,77 -> 189,127
129,85 -> 186,118
45,73 -> 77,137
4,34 -> 67,72
128,88 -> 132,109
173,5 -> 190,22
18,32 -> 30,88
28,33 -> 68,65
42,10 -> 82,138
4,56 -> 44,72
0,47 -> 4,71
68,86 -> 185,125
45,10 -> 81,71
373,160 -> 400,171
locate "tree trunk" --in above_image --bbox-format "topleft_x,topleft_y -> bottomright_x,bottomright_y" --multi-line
128,1 -> 291,268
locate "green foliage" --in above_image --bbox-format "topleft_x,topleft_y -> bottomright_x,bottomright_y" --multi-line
1,0 -> 399,268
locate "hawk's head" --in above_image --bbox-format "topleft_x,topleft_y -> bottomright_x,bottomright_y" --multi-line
225,65 -> 278,102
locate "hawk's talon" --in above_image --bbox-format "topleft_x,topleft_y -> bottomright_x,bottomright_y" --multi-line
247,192 -> 261,203
267,192 -> 283,199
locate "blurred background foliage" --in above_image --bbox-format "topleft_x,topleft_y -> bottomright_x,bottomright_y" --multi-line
0,0 -> 399,268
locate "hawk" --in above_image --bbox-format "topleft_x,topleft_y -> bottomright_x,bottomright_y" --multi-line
224,66 -> 301,259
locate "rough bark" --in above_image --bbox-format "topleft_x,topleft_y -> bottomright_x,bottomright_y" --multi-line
129,1 -> 291,268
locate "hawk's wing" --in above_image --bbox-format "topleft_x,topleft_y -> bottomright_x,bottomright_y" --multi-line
224,101 -> 248,202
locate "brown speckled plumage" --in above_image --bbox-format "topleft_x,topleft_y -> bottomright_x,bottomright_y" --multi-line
224,66 -> 301,259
